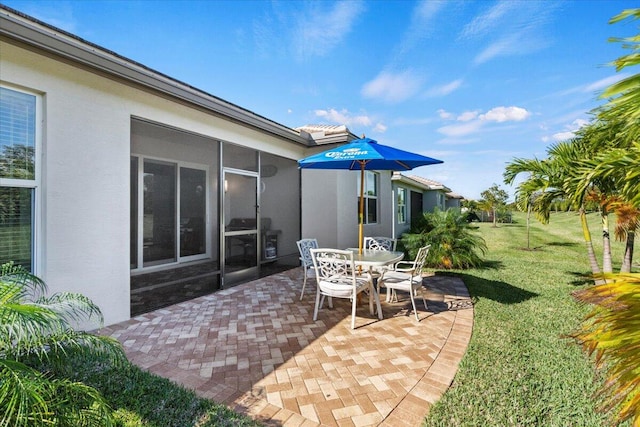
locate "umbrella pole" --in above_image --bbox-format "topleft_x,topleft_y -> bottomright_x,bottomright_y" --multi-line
358,162 -> 365,255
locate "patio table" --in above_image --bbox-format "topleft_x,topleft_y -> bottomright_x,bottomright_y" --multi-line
346,249 -> 405,319
348,249 -> 404,269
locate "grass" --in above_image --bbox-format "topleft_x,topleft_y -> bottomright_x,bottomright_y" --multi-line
61,355 -> 262,427
423,211 -> 635,426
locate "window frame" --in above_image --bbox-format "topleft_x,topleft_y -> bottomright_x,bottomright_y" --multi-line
0,84 -> 42,273
358,171 -> 378,225
130,154 -> 210,273
397,187 -> 407,224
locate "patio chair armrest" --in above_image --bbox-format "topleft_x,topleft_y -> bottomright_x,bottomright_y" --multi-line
393,261 -> 415,272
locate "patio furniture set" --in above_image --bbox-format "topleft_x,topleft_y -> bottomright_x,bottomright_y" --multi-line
296,237 -> 431,329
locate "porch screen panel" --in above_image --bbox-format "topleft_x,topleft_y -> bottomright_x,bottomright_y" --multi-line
180,167 -> 206,257
143,160 -> 176,266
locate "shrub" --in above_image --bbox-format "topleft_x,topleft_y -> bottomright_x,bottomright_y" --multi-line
0,262 -> 126,427
399,208 -> 487,269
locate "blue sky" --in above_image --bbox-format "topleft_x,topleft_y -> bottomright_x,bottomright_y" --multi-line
4,0 -> 637,199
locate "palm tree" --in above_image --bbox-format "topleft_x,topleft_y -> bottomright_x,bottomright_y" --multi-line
570,10 -> 640,426
479,184 -> 509,227
504,147 -> 603,275
613,202 -> 639,273
0,262 -> 126,427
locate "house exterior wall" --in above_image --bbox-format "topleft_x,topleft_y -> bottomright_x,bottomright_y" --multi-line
1,40 -> 306,326
445,198 -> 462,209
423,190 -> 446,212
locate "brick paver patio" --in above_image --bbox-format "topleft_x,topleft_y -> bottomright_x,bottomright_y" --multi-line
99,268 -> 473,426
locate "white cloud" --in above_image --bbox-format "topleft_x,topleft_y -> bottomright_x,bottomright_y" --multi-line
392,0 -> 446,59
361,70 -> 424,103
313,108 -> 378,129
552,131 -> 575,142
465,2 -> 558,65
437,105 -> 531,137
550,118 -> 589,142
373,123 -> 387,133
424,79 -> 463,97
474,35 -> 519,64
289,1 -> 365,59
480,106 -> 530,122
254,2 -> 351,59
460,1 -> 517,39
457,111 -> 480,122
437,109 -> 454,120
437,121 -> 485,137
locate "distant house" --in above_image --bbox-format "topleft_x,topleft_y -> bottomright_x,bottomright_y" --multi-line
389,173 -> 465,236
445,191 -> 465,209
402,175 -> 451,212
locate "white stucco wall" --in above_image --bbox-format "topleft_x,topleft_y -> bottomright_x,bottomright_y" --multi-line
1,41 -> 306,326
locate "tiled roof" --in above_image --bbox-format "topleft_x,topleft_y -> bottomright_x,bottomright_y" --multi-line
295,124 -> 358,145
407,175 -> 450,191
295,124 -> 350,135
446,192 -> 465,199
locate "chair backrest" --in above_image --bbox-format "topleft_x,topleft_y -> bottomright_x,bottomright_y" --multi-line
412,245 -> 431,277
364,236 -> 397,251
310,248 -> 354,283
296,238 -> 319,267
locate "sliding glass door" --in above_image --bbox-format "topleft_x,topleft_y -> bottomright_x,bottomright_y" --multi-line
143,160 -> 176,267
131,156 -> 209,271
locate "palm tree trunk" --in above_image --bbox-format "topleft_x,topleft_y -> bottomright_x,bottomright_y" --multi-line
620,231 -> 635,273
526,205 -> 531,250
580,208 -> 601,275
601,212 -> 613,273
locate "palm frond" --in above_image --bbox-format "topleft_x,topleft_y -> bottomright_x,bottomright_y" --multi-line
571,273 -> 640,426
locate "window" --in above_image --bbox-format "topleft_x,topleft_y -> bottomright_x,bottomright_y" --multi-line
131,156 -> 209,270
397,188 -> 407,224
357,171 -> 378,224
0,86 -> 39,271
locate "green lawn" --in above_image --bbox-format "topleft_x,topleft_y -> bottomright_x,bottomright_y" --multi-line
423,211 -> 634,426
67,356 -> 261,427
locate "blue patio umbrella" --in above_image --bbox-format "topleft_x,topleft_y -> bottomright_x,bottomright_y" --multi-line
298,137 -> 443,253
